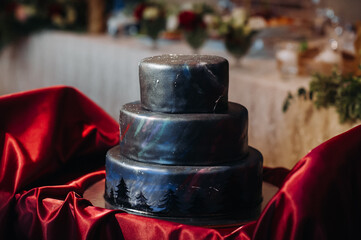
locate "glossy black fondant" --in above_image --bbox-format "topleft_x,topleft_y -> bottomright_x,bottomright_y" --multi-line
105,145 -> 263,226
139,55 -> 229,113
104,54 -> 263,226
119,101 -> 248,165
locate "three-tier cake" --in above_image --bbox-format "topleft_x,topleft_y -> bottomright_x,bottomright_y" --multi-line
104,54 -> 263,226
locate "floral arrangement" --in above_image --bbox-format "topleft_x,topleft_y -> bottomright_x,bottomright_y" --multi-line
133,1 -> 166,42
0,0 -> 87,50
218,7 -> 264,61
283,68 -> 361,123
177,3 -> 215,52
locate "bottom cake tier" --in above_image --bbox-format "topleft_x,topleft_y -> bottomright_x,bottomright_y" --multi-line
104,146 -> 263,226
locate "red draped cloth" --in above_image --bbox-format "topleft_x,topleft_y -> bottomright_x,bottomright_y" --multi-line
1,86 -> 361,239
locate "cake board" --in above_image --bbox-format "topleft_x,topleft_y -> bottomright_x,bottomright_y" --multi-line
84,179 -> 279,228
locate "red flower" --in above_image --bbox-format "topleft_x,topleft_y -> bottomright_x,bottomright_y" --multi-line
178,11 -> 196,30
134,3 -> 146,21
178,11 -> 206,31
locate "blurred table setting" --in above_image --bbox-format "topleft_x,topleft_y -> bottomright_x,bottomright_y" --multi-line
1,0 -> 361,169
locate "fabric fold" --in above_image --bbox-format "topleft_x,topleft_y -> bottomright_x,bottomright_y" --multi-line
1,86 -> 360,239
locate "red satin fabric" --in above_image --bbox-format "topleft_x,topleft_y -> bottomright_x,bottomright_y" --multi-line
1,86 -> 361,239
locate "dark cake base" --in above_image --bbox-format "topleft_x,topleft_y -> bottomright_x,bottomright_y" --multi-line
104,146 -> 263,226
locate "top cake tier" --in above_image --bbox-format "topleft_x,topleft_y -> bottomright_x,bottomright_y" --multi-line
139,54 -> 229,113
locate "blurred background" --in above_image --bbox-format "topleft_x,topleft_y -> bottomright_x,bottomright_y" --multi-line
1,0 -> 360,169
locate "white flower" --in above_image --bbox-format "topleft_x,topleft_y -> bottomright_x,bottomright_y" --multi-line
142,7 -> 160,20
203,14 -> 218,27
166,15 -> 178,31
231,7 -> 247,28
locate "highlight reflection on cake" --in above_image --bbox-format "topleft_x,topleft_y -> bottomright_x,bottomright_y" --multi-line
104,54 -> 263,226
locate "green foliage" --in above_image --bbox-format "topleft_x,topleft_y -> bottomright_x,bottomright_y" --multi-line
283,70 -> 361,123
184,27 -> 207,50
309,71 -> 340,108
282,92 -> 293,112
335,75 -> 361,123
299,40 -> 308,53
223,29 -> 256,59
192,2 -> 215,15
141,17 -> 166,40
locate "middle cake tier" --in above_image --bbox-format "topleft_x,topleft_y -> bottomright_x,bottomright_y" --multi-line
119,101 -> 249,165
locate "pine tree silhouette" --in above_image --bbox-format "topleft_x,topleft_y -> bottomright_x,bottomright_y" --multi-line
134,191 -> 152,212
115,177 -> 131,208
158,189 -> 181,214
109,188 -> 115,203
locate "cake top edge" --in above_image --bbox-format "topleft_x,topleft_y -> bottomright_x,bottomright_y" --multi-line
140,54 -> 228,66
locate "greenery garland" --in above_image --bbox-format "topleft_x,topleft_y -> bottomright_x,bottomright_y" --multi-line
283,67 -> 361,123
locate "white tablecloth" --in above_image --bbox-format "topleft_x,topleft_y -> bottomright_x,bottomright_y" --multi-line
0,31 -> 358,168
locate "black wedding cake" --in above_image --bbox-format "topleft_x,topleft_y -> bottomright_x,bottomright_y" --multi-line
104,54 -> 263,226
